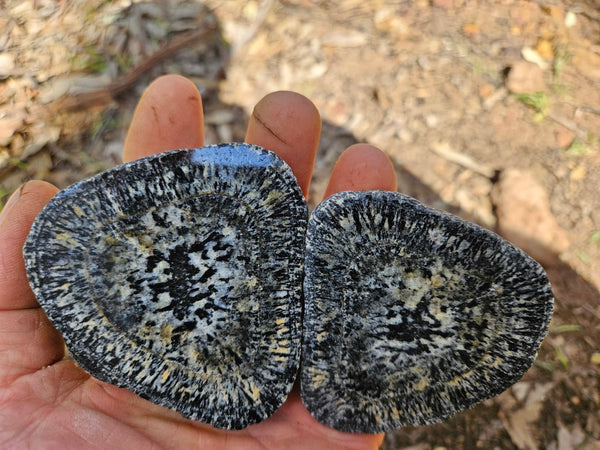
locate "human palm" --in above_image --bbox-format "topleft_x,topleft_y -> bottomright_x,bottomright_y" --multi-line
0,75 -> 396,449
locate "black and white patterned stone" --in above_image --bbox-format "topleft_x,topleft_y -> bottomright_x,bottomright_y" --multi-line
301,190 -> 554,433
23,143 -> 307,430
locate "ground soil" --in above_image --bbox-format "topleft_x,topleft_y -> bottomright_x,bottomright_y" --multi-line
1,0 -> 599,448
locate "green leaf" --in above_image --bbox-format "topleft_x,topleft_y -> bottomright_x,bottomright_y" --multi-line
552,324 -> 582,334
565,139 -> 588,157
515,91 -> 550,115
577,251 -> 591,264
534,360 -> 555,372
554,345 -> 569,370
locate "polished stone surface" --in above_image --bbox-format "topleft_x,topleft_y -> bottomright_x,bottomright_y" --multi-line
23,143 -> 307,430
301,190 -> 554,433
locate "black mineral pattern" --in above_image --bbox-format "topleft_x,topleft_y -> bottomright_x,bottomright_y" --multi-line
301,190 -> 554,433
23,143 -> 307,430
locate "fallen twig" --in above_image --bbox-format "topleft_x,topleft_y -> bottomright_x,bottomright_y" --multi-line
430,141 -> 497,179
49,25 -> 219,112
547,112 -> 588,141
576,105 -> 600,116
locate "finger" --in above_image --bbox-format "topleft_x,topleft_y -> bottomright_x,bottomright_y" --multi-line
0,181 -> 59,310
123,75 -> 204,163
0,181 -> 64,384
251,389 -> 385,449
245,91 -> 321,198
0,309 -> 64,385
322,143 -> 397,199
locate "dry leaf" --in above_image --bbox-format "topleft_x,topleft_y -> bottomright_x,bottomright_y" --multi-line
322,30 -> 368,47
501,383 -> 555,450
536,40 -> 554,60
522,47 -> 550,70
0,54 -> 16,77
462,23 -> 480,36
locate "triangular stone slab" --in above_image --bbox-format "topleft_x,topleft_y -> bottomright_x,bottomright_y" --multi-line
302,190 -> 553,433
23,143 -> 307,430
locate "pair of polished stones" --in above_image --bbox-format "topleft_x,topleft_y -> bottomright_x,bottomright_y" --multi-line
23,143 -> 553,432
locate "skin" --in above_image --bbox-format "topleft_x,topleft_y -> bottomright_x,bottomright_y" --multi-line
0,75 -> 397,449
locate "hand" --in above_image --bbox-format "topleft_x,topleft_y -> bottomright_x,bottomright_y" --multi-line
0,75 -> 397,449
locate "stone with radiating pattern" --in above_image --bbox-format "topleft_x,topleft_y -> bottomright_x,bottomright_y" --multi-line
23,143 -> 307,430
301,190 -> 554,433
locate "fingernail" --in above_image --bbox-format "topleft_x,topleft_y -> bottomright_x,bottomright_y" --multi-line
0,184 -> 23,225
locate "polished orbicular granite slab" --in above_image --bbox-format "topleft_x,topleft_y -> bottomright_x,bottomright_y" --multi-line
302,191 -> 553,432
23,143 -> 307,430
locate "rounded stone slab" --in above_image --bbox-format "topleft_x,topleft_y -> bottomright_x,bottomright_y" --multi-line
23,143 -> 308,430
301,190 -> 554,433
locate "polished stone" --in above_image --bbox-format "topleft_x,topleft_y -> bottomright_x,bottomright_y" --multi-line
301,190 -> 554,433
23,143 -> 307,430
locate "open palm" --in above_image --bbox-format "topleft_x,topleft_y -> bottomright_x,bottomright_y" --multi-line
0,75 -> 397,449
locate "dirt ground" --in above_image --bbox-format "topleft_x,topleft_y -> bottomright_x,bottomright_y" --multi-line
1,0 -> 599,448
